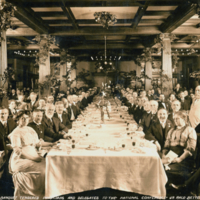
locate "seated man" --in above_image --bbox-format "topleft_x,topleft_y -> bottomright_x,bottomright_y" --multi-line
67,95 -> 79,120
158,94 -> 170,112
8,100 -> 17,119
16,94 -> 28,110
42,104 -> 69,141
138,101 -> 152,133
28,109 -> 70,142
145,108 -> 174,152
168,100 -> 181,126
134,97 -> 144,124
27,92 -> 39,111
46,95 -> 55,104
81,92 -> 88,108
37,98 -> 46,110
54,101 -> 72,129
179,90 -> 191,111
0,107 -> 17,159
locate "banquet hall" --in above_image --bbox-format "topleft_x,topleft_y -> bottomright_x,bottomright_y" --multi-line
1,0 -> 200,199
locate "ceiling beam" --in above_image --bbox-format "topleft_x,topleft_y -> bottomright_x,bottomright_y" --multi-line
159,2 -> 198,33
60,0 -> 79,29
125,1 -> 150,43
7,1 -> 50,34
49,26 -> 161,36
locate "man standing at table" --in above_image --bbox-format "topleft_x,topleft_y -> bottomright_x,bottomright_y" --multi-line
145,108 -> 174,152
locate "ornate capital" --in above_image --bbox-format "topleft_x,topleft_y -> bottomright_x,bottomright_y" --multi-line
159,33 -> 177,42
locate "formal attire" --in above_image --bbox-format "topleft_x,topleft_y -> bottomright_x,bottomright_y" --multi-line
81,97 -> 88,108
168,113 -> 175,127
28,121 -> 63,142
180,98 -> 191,111
16,101 -> 28,110
163,125 -> 197,184
134,106 -> 144,124
145,119 -> 174,150
8,108 -> 17,120
42,115 -> 68,134
139,111 -> 157,133
27,101 -> 39,111
8,126 -> 45,199
54,112 -> 72,129
67,104 -> 78,121
158,101 -> 170,112
9,93 -> 17,100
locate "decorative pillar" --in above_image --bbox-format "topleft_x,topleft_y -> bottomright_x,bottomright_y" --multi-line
70,59 -> 76,88
60,62 -> 67,90
160,33 -> 176,96
0,30 -> 7,89
34,35 -> 54,97
143,48 -> 152,91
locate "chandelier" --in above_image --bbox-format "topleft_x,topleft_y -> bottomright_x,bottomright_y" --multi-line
92,36 -> 121,72
94,11 -> 117,29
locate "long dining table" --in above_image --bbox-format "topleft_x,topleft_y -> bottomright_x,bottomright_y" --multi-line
45,98 -> 167,199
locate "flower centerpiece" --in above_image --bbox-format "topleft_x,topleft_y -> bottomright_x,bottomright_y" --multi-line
95,83 -> 111,123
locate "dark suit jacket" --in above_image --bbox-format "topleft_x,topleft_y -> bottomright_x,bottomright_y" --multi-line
128,104 -> 136,115
28,121 -> 63,142
54,112 -> 72,129
27,101 -> 39,111
147,95 -> 154,101
9,93 -> 17,100
0,119 -> 17,160
180,99 -> 191,111
67,105 -> 79,120
77,101 -> 84,110
81,97 -> 88,108
158,101 -> 171,112
8,109 -> 17,119
139,112 -> 158,133
134,106 -> 144,124
168,113 -> 175,127
145,119 -> 174,149
42,115 -> 68,134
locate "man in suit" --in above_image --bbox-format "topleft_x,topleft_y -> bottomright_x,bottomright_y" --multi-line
127,97 -> 136,115
138,101 -> 157,133
168,100 -> 181,126
54,101 -> 72,129
179,91 -> 191,111
134,97 -> 144,124
147,90 -> 154,101
42,104 -> 69,141
29,109 -> 69,142
9,89 -> 17,100
27,92 -> 39,111
145,108 -> 174,152
0,107 -> 17,159
158,94 -> 170,112
81,92 -> 88,108
67,95 -> 79,120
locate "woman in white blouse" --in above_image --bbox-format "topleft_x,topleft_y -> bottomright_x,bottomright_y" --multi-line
8,111 -> 52,199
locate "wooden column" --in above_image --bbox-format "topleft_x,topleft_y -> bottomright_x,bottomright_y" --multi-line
145,61 -> 152,91
60,63 -> 67,91
39,52 -> 50,97
161,33 -> 173,96
0,30 -> 8,89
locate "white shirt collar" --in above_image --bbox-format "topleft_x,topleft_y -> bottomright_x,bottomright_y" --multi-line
33,121 -> 41,126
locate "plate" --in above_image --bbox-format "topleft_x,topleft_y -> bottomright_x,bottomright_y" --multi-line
108,148 -> 122,152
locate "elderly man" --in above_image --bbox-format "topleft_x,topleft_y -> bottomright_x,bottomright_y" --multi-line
47,95 -> 55,104
168,100 -> 181,126
29,109 -> 69,142
134,97 -> 144,124
145,108 -> 174,152
42,104 -> 68,140
54,101 -> 72,129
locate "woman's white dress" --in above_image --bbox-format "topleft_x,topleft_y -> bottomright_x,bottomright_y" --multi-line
8,126 -> 45,199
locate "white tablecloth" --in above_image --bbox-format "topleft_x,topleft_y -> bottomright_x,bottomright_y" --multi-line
45,110 -> 167,199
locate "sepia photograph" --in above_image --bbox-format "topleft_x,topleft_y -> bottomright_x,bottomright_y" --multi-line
0,0 -> 200,199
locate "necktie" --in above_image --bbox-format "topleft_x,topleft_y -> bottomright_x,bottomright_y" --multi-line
59,114 -> 63,122
70,106 -> 75,121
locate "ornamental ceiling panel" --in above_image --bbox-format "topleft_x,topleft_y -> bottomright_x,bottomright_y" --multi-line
71,7 -> 139,20
32,7 -> 63,12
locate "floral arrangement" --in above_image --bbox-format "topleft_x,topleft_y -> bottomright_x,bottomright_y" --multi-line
0,2 -> 16,42
33,34 -> 57,66
0,67 -> 16,88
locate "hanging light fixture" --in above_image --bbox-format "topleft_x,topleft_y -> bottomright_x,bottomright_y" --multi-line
94,11 -> 117,29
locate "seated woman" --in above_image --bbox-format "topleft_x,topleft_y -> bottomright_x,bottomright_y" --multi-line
8,110 -> 53,199
8,100 -> 17,119
162,111 -> 197,185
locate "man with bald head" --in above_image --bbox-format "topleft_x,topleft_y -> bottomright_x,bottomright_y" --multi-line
145,108 -> 174,152
168,100 -> 181,126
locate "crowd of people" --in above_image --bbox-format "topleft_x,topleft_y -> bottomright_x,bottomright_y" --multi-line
0,83 -> 200,198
